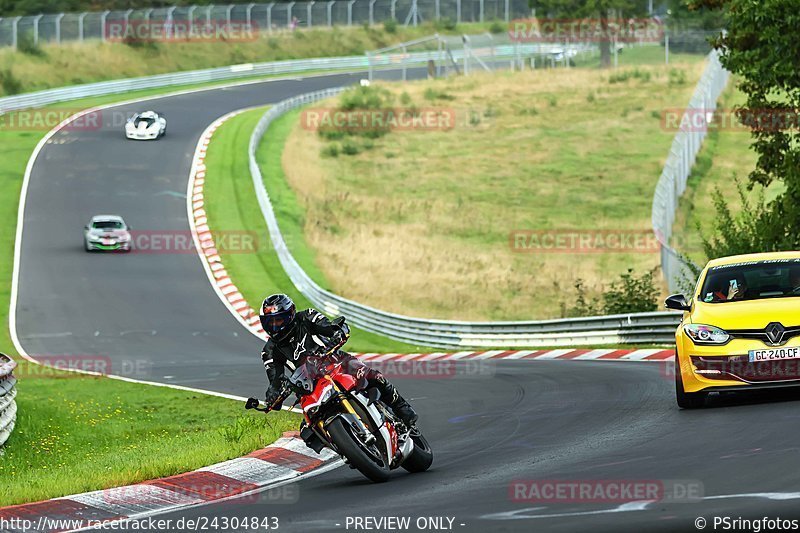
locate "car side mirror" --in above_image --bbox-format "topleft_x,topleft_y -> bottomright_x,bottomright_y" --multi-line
84,225 -> 90,230
665,294 -> 691,311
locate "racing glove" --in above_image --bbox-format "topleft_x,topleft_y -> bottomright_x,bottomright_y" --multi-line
265,386 -> 283,409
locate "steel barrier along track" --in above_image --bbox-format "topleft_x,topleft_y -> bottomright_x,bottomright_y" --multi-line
248,88 -> 683,349
0,353 -> 18,447
0,41 -> 572,114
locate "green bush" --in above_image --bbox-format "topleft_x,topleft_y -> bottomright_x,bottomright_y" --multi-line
568,269 -> 660,317
434,17 -> 457,31
339,85 -> 395,111
489,20 -> 505,34
0,69 -> 22,95
383,18 -> 398,33
321,143 -> 340,158
341,139 -> 361,155
423,87 -> 455,101
17,32 -> 45,57
668,68 -> 688,87
608,68 -> 651,84
698,177 -> 773,258
601,268 -> 660,315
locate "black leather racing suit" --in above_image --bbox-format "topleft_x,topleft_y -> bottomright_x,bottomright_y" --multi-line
260,309 -> 417,425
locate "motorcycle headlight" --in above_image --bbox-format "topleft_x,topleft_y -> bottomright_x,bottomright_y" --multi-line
320,387 -> 334,404
684,324 -> 730,345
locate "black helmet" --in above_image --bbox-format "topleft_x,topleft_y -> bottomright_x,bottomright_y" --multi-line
260,294 -> 296,338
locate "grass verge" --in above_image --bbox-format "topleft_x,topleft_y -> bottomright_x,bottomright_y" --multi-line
0,87 -> 314,507
1,361 -> 298,506
278,49 -> 707,320
201,107 -> 429,353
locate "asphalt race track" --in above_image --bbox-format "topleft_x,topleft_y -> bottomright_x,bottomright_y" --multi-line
14,70 -> 800,532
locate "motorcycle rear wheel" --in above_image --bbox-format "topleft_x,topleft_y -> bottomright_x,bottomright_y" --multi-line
327,418 -> 391,483
401,428 -> 433,473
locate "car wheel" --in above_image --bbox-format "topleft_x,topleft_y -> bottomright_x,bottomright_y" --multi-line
675,352 -> 706,409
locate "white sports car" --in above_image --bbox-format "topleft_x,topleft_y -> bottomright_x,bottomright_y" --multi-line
84,215 -> 132,252
125,111 -> 166,140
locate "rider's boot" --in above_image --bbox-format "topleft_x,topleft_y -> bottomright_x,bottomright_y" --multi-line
374,378 -> 418,426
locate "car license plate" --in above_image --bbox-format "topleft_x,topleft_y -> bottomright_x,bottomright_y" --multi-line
102,239 -> 115,245
749,346 -> 800,362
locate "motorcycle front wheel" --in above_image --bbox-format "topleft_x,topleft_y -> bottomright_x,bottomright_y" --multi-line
401,428 -> 433,473
327,418 -> 391,483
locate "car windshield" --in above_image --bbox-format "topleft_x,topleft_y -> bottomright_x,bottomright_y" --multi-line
92,221 -> 123,230
700,259 -> 800,303
134,116 -> 156,127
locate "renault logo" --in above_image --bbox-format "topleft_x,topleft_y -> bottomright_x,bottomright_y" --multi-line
765,322 -> 786,345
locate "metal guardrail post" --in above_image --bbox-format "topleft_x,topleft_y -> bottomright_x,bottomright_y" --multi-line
32,14 -> 43,45
246,4 -> 255,28
267,3 -> 274,32
308,1 -> 315,27
100,10 -> 110,42
479,0 -> 484,23
391,0 -> 397,21
369,0 -> 376,25
188,6 -> 197,33
456,0 -> 461,24
327,0 -> 335,26
55,13 -> 65,43
0,354 -> 18,447
11,16 -> 21,49
225,4 -> 234,26
347,0 -> 355,25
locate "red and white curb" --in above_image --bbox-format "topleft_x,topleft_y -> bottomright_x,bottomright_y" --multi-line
352,348 -> 675,362
187,109 -> 268,342
0,435 -> 339,533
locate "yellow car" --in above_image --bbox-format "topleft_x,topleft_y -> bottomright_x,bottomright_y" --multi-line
668,251 -> 800,408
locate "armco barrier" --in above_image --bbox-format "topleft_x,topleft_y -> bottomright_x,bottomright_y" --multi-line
249,88 -> 683,349
0,354 -> 18,447
0,40 -> 571,114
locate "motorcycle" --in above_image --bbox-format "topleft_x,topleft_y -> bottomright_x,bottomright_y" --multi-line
246,343 -> 433,483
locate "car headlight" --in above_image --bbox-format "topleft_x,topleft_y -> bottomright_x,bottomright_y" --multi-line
684,324 -> 730,345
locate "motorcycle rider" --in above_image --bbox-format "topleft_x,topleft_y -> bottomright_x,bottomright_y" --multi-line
259,293 -> 419,426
